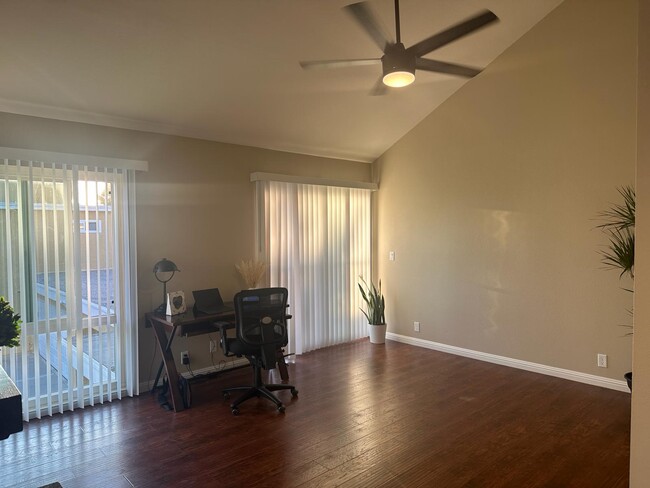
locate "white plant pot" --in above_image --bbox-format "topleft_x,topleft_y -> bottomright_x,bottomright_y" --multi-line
368,323 -> 387,344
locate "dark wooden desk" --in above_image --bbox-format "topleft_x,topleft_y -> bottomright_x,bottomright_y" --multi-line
145,308 -> 289,412
145,308 -> 233,412
0,364 -> 22,439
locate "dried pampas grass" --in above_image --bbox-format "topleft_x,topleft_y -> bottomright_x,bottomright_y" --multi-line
235,259 -> 267,289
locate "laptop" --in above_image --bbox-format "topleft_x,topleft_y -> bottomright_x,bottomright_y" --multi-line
192,288 -> 233,315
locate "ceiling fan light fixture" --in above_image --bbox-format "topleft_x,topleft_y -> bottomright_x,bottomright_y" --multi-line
383,70 -> 415,88
381,42 -> 415,88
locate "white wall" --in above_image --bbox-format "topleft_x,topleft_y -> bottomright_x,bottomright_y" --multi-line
630,0 -> 650,484
373,0 -> 637,381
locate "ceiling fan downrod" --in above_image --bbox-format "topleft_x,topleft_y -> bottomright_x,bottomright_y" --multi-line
382,0 -> 415,88
394,0 -> 401,44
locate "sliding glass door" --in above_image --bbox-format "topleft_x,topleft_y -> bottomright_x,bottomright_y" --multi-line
0,158 -> 138,420
258,180 -> 372,354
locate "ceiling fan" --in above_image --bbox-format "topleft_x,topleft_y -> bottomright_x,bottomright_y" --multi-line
299,0 -> 499,95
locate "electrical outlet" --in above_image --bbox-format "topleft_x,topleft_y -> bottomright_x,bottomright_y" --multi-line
181,351 -> 190,365
389,251 -> 396,261
209,340 -> 217,353
414,321 -> 420,332
597,353 -> 607,368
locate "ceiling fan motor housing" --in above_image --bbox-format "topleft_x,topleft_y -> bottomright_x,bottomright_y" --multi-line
381,43 -> 416,87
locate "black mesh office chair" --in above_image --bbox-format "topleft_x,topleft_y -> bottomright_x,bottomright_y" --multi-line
220,287 -> 298,415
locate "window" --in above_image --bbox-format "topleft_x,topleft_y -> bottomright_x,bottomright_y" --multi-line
256,176 -> 374,354
80,219 -> 102,234
0,151 -> 141,420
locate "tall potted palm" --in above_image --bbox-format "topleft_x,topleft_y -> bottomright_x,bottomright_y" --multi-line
597,185 -> 634,389
358,277 -> 386,344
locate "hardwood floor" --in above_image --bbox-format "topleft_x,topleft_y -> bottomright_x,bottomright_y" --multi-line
0,340 -> 630,487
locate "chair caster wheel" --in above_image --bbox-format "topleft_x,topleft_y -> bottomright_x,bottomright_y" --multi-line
223,392 -> 230,400
277,405 -> 285,413
291,388 -> 298,397
231,407 -> 239,416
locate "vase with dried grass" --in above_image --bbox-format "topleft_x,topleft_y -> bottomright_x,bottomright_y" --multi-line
235,259 -> 267,289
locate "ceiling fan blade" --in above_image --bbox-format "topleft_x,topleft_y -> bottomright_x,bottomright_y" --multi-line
415,58 -> 481,78
299,58 -> 381,70
344,1 -> 393,51
407,10 -> 498,58
369,78 -> 388,96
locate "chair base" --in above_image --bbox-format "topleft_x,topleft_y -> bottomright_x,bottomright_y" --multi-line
223,359 -> 297,415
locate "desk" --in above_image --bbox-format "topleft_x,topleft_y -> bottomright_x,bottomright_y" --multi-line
145,308 -> 289,412
0,364 -> 22,439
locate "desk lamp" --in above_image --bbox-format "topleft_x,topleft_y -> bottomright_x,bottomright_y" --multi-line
153,258 -> 180,312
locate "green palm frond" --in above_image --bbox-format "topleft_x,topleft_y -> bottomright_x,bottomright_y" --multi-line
600,227 -> 634,278
596,185 -> 635,231
616,302 -> 634,336
597,185 -> 635,280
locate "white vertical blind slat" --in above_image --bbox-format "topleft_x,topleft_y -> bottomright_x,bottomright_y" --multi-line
27,163 -> 42,418
72,165 -> 84,410
2,162 -> 15,386
37,162 -> 53,416
63,168 -> 75,412
96,171 -> 105,403
52,163 -> 64,414
82,169 -> 94,407
113,168 -> 124,398
101,168 -> 111,401
16,170 -> 30,421
1,161 -> 17,408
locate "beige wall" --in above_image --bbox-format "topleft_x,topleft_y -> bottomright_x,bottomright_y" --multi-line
0,111 -> 371,383
373,0 -> 637,381
631,0 -> 650,484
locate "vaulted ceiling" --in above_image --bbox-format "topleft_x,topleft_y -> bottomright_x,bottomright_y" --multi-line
0,0 -> 563,162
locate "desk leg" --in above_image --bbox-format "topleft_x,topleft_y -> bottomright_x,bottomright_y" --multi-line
153,360 -> 164,393
152,323 -> 177,392
147,314 -> 166,392
151,322 -> 185,412
276,348 -> 289,381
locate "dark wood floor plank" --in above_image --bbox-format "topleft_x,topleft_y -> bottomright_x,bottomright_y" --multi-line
0,339 -> 630,488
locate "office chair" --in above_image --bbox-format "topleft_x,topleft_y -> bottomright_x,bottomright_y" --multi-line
219,287 -> 298,415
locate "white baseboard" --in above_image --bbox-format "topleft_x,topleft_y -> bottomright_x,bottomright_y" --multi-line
386,332 -> 630,393
139,357 -> 250,393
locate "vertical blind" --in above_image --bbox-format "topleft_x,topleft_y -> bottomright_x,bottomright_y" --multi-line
258,179 -> 372,354
0,156 -> 139,420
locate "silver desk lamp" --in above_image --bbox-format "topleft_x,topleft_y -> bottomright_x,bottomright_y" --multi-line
153,258 -> 180,313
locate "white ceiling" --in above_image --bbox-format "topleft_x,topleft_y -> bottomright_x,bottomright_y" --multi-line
0,0 -> 563,163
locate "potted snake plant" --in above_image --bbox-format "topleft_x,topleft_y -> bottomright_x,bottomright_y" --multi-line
359,277 -> 386,344
596,185 -> 634,390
